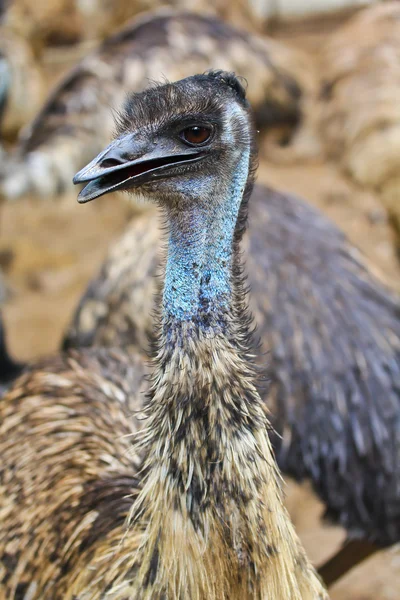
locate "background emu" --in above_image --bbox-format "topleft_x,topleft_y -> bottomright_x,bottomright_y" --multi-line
315,0 -> 400,243
65,182 -> 400,583
0,72 -> 327,599
0,10 -> 313,201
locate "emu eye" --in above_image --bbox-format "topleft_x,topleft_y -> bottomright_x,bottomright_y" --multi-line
180,126 -> 212,146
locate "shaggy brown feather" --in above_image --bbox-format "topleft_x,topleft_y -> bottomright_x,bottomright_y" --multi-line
0,348 -> 147,598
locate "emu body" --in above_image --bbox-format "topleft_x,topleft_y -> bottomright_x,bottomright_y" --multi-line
0,73 -> 327,598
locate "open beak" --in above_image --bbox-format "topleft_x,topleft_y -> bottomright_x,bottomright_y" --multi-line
73,133 -> 205,203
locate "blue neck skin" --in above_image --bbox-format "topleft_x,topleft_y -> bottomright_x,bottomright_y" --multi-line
163,148 -> 250,328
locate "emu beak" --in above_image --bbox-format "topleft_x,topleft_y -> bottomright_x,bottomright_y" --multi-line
73,133 -> 205,203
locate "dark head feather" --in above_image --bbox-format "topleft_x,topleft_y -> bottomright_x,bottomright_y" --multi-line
204,69 -> 248,103
115,70 -> 250,137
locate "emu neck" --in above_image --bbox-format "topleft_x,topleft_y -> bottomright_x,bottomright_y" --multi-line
129,151 -> 326,599
163,149 -> 250,326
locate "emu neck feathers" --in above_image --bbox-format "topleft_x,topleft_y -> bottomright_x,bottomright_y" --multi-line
163,149 -> 250,324
131,327 -> 326,599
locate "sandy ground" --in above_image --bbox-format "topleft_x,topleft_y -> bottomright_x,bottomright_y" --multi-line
1,10 -> 400,599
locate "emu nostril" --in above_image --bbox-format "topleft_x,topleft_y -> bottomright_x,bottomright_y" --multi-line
101,158 -> 123,169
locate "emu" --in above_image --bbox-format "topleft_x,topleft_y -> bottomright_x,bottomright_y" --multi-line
0,72 -> 327,599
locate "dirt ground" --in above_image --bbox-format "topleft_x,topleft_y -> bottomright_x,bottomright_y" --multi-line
1,11 -> 400,599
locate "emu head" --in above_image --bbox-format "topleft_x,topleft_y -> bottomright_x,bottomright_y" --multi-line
74,71 -> 255,209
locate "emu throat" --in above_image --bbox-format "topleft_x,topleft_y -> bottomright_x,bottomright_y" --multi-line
163,149 -> 250,326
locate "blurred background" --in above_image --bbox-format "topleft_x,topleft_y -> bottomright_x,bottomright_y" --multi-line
1,0 -> 400,597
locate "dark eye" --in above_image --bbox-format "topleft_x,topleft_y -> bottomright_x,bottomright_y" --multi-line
180,126 -> 212,146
